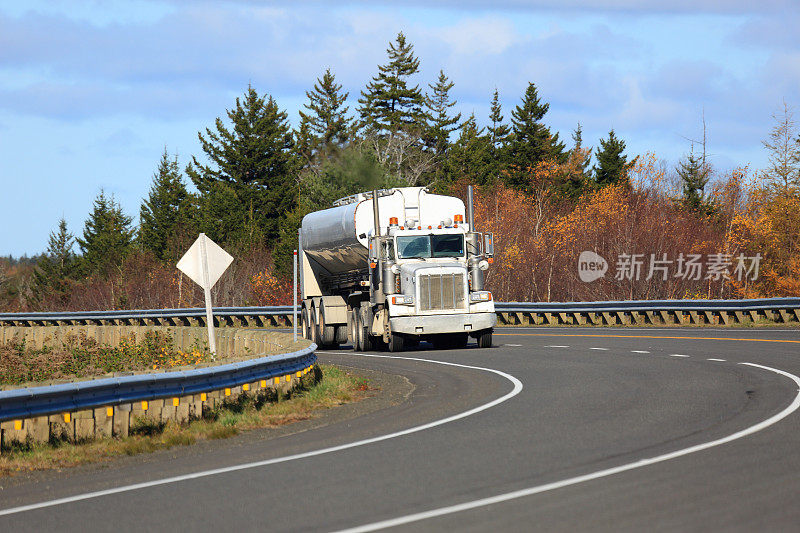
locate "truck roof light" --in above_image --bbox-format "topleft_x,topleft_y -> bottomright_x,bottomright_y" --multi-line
417,226 -> 421,230
389,217 -> 398,225
400,226 -> 404,230
370,262 -> 377,268
428,225 -> 432,229
454,214 -> 464,223
438,225 -> 442,229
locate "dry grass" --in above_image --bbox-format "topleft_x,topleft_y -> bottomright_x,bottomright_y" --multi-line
0,365 -> 374,476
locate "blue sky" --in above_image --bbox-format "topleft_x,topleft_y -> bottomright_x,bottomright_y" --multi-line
1,0 -> 798,257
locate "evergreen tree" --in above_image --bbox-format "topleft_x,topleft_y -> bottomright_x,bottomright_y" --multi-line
139,148 -> 193,261
592,130 -> 637,187
505,82 -> 566,189
444,114 -> 492,189
762,101 -> 800,196
186,85 -> 297,247
487,88 -> 510,153
32,217 -> 76,306
557,123 -> 592,199
76,191 -> 135,277
297,68 -> 352,170
357,32 -> 425,137
424,70 -> 461,156
677,150 -> 711,212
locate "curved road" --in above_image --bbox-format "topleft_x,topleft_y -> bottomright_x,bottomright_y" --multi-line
2,326 -> 800,531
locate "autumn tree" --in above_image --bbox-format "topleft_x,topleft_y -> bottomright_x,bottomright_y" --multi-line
762,101 -> 800,196
593,130 -> 637,187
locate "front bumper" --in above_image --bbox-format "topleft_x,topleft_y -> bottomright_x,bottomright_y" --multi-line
389,312 -> 496,335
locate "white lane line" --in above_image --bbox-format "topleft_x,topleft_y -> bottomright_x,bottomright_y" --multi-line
504,344 -> 523,347
338,362 -> 800,533
589,347 -> 609,351
0,354 -> 523,518
544,345 -> 569,348
708,358 -> 727,362
669,354 -> 690,358
631,350 -> 650,354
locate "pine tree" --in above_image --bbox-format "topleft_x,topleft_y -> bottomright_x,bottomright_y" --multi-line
557,123 -> 592,199
186,85 -> 297,247
32,217 -> 76,306
505,82 -> 566,189
444,114 -> 492,189
357,32 -> 425,137
77,191 -> 135,277
678,149 -> 711,211
488,88 -> 510,153
297,68 -> 352,170
424,70 -> 461,156
139,148 -> 193,261
592,130 -> 637,187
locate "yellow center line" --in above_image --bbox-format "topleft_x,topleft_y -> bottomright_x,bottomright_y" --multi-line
495,332 -> 800,344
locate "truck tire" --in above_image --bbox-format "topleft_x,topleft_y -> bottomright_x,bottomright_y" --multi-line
477,329 -> 493,348
335,325 -> 348,344
351,307 -> 361,351
301,308 -> 311,340
360,307 -> 375,352
319,306 -> 337,347
387,331 -> 405,352
309,308 -> 320,347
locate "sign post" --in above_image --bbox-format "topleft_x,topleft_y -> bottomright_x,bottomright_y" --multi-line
177,233 -> 233,359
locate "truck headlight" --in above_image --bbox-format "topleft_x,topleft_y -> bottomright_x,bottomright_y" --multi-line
470,291 -> 492,302
392,295 -> 414,305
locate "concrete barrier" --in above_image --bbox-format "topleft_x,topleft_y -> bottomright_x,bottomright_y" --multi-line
0,326 -> 314,450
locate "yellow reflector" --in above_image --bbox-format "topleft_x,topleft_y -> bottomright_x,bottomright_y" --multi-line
141,401 -> 148,411
243,383 -> 250,391
201,393 -> 207,402
14,420 -> 22,431
285,375 -> 290,383
260,380 -> 267,388
173,397 -> 179,407
64,413 -> 71,423
107,407 -> 114,417
274,377 -> 280,385
225,388 -> 231,396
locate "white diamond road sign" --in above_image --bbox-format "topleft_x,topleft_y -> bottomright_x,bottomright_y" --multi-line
177,234 -> 233,290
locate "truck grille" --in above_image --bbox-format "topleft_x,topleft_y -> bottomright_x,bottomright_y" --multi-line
419,273 -> 466,311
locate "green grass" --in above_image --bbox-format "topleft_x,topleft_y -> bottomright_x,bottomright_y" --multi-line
0,364 -> 373,476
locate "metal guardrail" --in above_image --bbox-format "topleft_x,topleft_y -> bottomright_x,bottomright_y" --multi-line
0,344 -> 316,423
1,298 -> 799,327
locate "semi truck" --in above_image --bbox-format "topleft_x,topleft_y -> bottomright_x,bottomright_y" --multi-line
299,185 -> 495,351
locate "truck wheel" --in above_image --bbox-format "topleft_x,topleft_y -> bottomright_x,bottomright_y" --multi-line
309,308 -> 320,347
477,329 -> 493,348
319,307 -> 337,346
334,325 -> 347,344
360,308 -> 375,352
301,308 -> 311,340
387,331 -> 405,352
351,307 -> 361,351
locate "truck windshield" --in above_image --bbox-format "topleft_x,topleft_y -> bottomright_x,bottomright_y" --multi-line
396,235 -> 464,259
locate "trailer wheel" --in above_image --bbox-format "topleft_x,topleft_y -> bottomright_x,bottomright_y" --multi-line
476,329 -> 493,348
301,308 -> 311,340
309,308 -> 320,347
319,306 -> 337,346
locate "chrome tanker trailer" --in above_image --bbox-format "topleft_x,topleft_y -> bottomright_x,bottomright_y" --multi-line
299,186 -> 495,351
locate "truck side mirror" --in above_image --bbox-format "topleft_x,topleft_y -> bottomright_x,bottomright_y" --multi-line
483,233 -> 494,257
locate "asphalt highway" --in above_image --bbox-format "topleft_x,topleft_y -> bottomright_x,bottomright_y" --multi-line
2,326 -> 800,532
